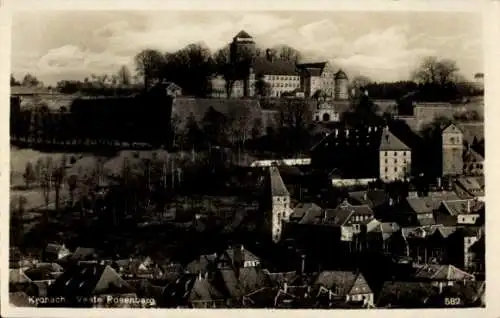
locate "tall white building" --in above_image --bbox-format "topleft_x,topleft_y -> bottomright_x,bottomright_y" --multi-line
378,126 -> 411,182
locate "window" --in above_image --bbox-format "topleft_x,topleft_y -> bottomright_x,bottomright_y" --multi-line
394,159 -> 397,163
385,152 -> 388,157
385,159 -> 388,164
394,152 -> 397,156
394,167 -> 397,172
385,167 -> 388,172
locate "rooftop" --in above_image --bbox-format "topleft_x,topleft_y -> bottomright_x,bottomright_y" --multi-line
380,126 -> 411,151
269,166 -> 289,197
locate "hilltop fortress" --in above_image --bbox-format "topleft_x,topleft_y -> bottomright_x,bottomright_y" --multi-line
210,31 -> 349,100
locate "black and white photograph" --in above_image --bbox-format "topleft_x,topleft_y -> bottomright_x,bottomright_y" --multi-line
4,2 -> 493,314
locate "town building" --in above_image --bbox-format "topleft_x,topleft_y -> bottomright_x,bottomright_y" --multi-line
379,126 -> 412,182
441,124 -> 464,177
311,125 -> 411,182
463,147 -> 484,176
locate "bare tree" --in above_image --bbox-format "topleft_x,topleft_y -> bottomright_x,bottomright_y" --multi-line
66,174 -> 78,207
23,162 -> 36,189
274,45 -> 302,62
412,56 -> 459,85
350,75 -> 372,90
171,112 -> 182,148
213,46 -> 236,98
134,49 -> 165,89
40,157 -> 54,212
227,106 -> 253,147
52,156 -> 67,211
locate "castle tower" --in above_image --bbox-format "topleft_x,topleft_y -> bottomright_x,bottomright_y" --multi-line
230,30 -> 256,97
441,124 -> 464,177
334,69 -> 349,101
269,166 -> 293,243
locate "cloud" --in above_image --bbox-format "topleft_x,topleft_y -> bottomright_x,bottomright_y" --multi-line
11,11 -> 483,84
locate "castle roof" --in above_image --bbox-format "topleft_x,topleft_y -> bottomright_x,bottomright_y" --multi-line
334,69 -> 348,80
252,57 -> 299,76
379,127 -> 411,151
296,62 -> 327,76
234,30 -> 253,39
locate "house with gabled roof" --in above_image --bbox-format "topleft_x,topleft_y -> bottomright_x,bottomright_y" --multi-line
47,263 -> 141,307
379,126 -> 411,182
413,264 -> 475,292
463,147 -> 484,176
43,243 -> 70,262
435,199 -> 484,226
314,270 -> 374,306
454,176 -> 485,201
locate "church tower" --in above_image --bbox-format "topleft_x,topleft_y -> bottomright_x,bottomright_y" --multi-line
441,124 -> 464,177
268,166 -> 293,243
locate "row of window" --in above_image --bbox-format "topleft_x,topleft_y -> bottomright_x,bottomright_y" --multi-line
384,159 -> 408,164
384,167 -> 407,173
266,75 -> 300,81
384,151 -> 409,156
271,82 -> 300,88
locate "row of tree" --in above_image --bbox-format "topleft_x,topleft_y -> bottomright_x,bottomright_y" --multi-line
134,43 -> 301,98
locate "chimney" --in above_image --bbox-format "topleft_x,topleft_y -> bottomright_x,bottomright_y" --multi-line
363,192 -> 367,201
368,126 -> 372,133
283,282 -> 288,294
335,128 -> 338,137
467,200 -> 471,214
346,129 -> 349,137
198,272 -> 203,280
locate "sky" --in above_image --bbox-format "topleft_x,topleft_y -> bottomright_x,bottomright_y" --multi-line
10,10 -> 483,86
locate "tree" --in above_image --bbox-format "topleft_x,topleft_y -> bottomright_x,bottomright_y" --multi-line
52,160 -> 66,211
412,56 -> 459,85
274,45 -> 301,62
117,65 -> 132,86
213,45 -> 236,98
251,117 -> 263,140
134,49 -> 165,89
11,74 -> 20,86
254,75 -> 271,97
23,162 -> 36,189
39,157 -> 54,212
184,113 -> 204,150
350,75 -> 372,90
66,174 -> 78,207
10,195 -> 27,246
171,112 -> 183,148
227,106 -> 253,148
202,107 -> 228,146
21,73 -> 40,87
